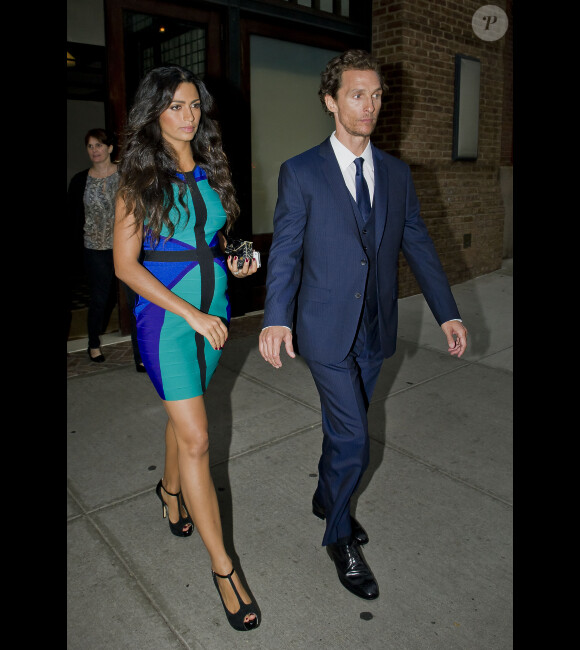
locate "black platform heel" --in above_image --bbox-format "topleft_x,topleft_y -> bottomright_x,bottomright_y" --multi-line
212,568 -> 260,631
155,479 -> 193,537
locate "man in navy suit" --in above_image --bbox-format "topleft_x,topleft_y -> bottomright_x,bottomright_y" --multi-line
259,50 -> 467,600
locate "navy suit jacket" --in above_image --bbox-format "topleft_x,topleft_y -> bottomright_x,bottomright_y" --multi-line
263,137 -> 461,364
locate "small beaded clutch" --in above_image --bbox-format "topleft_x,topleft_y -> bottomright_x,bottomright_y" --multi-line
225,239 -> 254,269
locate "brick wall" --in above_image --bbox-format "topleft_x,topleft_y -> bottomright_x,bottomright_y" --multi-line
500,0 -> 513,166
372,0 -> 512,297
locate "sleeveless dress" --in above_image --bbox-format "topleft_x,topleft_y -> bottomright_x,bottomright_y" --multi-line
135,167 -> 230,400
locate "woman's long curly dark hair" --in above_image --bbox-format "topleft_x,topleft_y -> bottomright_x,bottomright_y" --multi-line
117,65 -> 239,247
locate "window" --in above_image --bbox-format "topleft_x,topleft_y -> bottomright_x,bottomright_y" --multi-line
279,0 -> 350,18
124,12 -> 206,78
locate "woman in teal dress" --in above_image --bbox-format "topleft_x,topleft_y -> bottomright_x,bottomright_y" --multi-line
114,65 -> 260,631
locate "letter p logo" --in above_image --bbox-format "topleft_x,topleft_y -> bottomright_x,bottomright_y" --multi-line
472,5 -> 508,41
484,15 -> 498,30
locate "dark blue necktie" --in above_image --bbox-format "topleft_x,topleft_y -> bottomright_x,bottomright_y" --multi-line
354,157 -> 371,222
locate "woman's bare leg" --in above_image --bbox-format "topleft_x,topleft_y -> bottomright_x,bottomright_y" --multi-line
159,419 -> 192,533
163,396 -> 256,624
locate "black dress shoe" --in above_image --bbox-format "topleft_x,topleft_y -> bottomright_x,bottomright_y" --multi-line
327,540 -> 379,600
136,362 -> 147,373
87,347 -> 105,363
312,497 -> 369,546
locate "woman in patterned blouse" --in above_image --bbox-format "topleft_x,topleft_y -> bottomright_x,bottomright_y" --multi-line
68,129 -> 120,363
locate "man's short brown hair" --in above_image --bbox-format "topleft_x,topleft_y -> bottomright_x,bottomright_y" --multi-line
318,49 -> 388,116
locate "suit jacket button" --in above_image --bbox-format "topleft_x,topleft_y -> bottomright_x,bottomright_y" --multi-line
361,260 -> 367,265
362,229 -> 368,235
355,292 -> 362,299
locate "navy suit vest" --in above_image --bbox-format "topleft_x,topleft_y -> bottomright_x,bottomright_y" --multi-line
349,193 -> 378,323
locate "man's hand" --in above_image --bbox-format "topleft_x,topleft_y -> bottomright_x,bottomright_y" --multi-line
259,326 -> 296,368
441,320 -> 468,358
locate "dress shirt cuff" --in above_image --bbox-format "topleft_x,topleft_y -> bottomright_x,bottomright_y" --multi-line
261,325 -> 292,332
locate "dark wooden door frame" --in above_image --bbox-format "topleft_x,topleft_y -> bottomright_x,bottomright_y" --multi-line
104,0 -> 222,140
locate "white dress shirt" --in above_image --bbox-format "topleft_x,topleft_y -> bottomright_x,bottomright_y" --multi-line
329,132 -> 374,205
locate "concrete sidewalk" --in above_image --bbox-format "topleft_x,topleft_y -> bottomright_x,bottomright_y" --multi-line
67,259 -> 513,649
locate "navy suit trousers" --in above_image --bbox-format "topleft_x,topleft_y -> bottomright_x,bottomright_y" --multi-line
306,308 -> 383,546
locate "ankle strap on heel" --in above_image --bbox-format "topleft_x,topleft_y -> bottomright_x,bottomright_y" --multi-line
160,480 -> 180,498
212,567 -> 235,580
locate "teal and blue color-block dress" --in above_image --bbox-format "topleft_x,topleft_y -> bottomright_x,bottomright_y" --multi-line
135,166 -> 230,400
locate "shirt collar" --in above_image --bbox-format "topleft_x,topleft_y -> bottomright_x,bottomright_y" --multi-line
330,132 -> 373,173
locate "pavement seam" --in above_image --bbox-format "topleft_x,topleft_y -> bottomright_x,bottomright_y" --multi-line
67,485 -> 160,521
235,370 -> 322,413
225,363 -> 513,509
377,439 -> 513,508
210,421 -> 322,466
66,420 -> 322,521
368,361 -> 512,507
67,487 -> 197,649
68,354 -> 511,520
374,358 -> 475,402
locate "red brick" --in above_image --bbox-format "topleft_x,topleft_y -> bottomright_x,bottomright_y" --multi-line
373,0 -> 512,293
